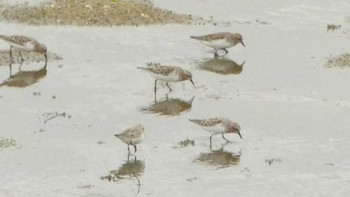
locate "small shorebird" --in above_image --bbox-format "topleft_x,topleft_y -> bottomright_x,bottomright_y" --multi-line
190,32 -> 245,56
115,124 -> 144,154
0,35 -> 48,69
137,62 -> 194,92
189,117 -> 242,148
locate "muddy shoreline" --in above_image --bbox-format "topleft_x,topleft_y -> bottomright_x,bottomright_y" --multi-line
0,0 -> 192,26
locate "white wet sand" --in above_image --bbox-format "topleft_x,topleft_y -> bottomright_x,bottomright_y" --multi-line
0,0 -> 350,196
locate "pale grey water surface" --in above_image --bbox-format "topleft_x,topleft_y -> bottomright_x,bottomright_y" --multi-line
1,0 -> 350,196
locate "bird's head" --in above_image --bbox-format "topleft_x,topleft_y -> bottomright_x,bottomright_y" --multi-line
228,121 -> 242,139
233,33 -> 245,47
35,43 -> 47,54
183,70 -> 194,86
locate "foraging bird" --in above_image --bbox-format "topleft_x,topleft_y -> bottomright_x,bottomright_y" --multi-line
189,117 -> 242,148
190,32 -> 245,56
115,124 -> 144,154
137,62 -> 194,92
0,35 -> 48,70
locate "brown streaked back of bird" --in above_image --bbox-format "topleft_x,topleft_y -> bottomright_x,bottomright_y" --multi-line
139,62 -> 177,76
191,32 -> 231,42
121,124 -> 144,138
189,118 -> 224,127
0,35 -> 36,45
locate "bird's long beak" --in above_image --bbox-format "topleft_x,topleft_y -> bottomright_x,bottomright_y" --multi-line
190,79 -> 195,86
238,132 -> 242,139
241,41 -> 246,47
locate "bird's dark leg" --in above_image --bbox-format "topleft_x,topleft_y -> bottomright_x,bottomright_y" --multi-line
166,82 -> 172,92
44,53 -> 48,68
19,61 -> 23,71
214,50 -> 219,57
154,80 -> 158,93
209,134 -> 214,149
9,46 -> 13,63
133,145 -> 137,153
222,134 -> 230,142
154,90 -> 157,103
19,51 -> 24,63
222,48 -> 228,55
127,145 -> 131,153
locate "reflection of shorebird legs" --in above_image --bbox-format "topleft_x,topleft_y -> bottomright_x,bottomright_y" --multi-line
154,88 -> 170,103
133,173 -> 141,194
154,90 -> 157,103
126,155 -> 141,194
8,62 -> 12,77
210,141 -> 230,151
19,58 -> 24,71
127,154 -> 136,162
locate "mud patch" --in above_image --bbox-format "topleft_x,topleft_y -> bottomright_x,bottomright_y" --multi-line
0,137 -> 17,151
0,0 -> 192,26
265,158 -> 283,166
173,138 -> 195,149
324,53 -> 350,68
42,112 -> 72,124
327,24 -> 341,32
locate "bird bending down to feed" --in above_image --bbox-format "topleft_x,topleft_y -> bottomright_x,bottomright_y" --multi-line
0,35 -> 48,71
137,62 -> 194,92
189,117 -> 242,148
190,32 -> 245,56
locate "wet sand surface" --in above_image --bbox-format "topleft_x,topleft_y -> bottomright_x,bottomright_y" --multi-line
0,0 -> 350,196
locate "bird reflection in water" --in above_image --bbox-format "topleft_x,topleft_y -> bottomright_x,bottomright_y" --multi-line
0,65 -> 47,88
141,93 -> 194,116
101,155 -> 145,194
198,56 -> 245,75
194,144 -> 241,169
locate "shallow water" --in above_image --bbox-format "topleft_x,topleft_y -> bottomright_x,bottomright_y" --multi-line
0,0 -> 350,197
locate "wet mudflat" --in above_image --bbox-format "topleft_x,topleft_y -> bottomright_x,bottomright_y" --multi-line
0,0 -> 350,196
